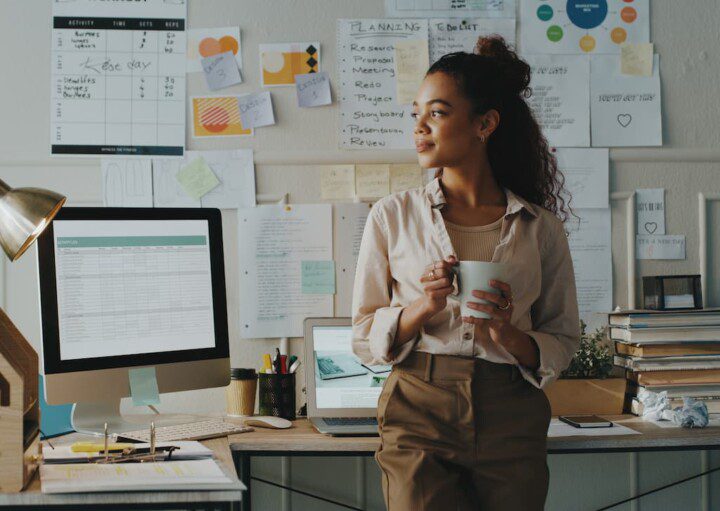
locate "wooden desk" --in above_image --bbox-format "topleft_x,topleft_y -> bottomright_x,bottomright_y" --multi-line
228,415 -> 720,511
0,434 -> 243,510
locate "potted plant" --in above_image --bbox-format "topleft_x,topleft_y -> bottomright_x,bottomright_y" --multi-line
543,321 -> 627,416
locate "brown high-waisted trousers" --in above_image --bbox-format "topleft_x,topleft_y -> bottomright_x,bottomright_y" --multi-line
375,351 -> 551,511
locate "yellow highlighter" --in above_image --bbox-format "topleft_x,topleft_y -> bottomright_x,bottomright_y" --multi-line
262,353 -> 273,374
71,442 -> 135,453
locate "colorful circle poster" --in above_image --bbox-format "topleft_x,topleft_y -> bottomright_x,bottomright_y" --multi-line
521,0 -> 649,54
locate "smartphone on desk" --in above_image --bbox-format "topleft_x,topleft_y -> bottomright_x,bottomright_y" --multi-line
559,415 -> 613,428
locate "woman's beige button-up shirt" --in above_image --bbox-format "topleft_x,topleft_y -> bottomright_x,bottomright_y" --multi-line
351,177 -> 581,389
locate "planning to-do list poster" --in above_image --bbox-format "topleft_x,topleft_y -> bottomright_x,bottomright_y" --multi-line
338,19 -> 428,150
51,0 -> 186,157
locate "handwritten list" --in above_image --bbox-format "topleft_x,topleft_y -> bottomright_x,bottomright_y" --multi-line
338,19 -> 428,149
51,0 -> 186,156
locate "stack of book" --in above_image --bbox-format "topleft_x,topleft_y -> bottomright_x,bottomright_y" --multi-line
609,308 -> 720,414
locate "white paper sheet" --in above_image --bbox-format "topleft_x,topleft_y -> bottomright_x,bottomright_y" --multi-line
556,148 -> 608,209
337,19 -> 428,150
102,159 -> 154,207
152,150 -> 254,208
590,54 -> 662,147
152,158 -> 200,207
546,419 -> 641,437
41,459 -> 237,493
334,203 -> 372,317
636,235 -> 686,260
238,91 -> 275,129
238,205 -> 333,338
525,54 -> 590,147
186,150 -> 256,209
296,71 -> 332,107
51,0 -> 186,157
429,18 -> 516,64
385,0 -> 516,19
567,208 -> 613,321
187,27 -> 242,74
201,51 -> 242,90
520,0 -> 649,55
635,188 -> 665,235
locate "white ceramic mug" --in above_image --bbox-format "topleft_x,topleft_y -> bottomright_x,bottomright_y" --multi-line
456,261 -> 512,319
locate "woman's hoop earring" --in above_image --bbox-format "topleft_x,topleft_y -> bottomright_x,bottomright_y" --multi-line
480,135 -> 486,143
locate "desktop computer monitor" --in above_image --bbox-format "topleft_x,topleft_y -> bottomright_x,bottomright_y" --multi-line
36,207 -> 230,434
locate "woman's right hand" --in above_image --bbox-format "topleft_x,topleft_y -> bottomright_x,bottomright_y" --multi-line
418,256 -> 458,318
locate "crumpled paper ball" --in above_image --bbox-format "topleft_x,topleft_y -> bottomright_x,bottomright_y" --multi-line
637,389 -> 709,428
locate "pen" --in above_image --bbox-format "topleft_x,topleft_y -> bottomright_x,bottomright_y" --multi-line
103,422 -> 109,461
280,355 -> 288,374
288,355 -> 297,368
289,359 -> 301,373
71,442 -> 135,453
274,348 -> 281,373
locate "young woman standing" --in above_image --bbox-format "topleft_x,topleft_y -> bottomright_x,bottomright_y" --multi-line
352,37 -> 580,510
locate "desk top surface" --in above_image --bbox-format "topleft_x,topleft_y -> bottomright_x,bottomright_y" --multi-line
227,415 -> 720,454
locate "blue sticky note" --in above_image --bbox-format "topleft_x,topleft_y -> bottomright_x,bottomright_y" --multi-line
39,375 -> 74,439
128,367 -> 161,406
301,260 -> 336,294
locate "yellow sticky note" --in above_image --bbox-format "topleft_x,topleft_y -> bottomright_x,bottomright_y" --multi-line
390,164 -> 423,193
321,165 -> 355,200
621,43 -> 654,76
176,156 -> 220,199
355,164 -> 390,198
394,40 -> 429,105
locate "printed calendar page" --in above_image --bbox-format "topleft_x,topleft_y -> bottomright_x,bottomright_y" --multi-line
51,0 -> 187,157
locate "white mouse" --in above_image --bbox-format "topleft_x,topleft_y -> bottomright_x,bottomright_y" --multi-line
243,416 -> 292,429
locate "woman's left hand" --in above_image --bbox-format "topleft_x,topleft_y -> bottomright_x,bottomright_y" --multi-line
462,279 -> 515,347
462,280 -> 540,369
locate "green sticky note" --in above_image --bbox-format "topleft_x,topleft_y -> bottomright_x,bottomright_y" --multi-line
176,156 -> 220,199
128,367 -> 160,406
301,260 -> 336,294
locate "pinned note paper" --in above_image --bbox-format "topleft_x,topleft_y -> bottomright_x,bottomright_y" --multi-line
394,39 -> 429,105
192,96 -> 252,138
238,91 -> 275,129
590,54 -> 661,147
356,164 -> 390,198
176,157 -> 220,200
128,367 -> 160,407
390,164 -> 423,192
201,51 -> 242,90
621,43 -> 654,76
321,165 -> 356,200
187,27 -> 242,74
301,261 -> 336,294
260,43 -> 320,87
102,159 -> 153,207
295,71 -> 332,107
636,188 -> 665,235
636,235 -> 686,260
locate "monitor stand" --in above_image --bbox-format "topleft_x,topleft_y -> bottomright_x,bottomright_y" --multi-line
72,400 -> 200,436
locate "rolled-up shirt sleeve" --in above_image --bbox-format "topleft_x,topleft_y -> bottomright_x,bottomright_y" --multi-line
351,206 -> 417,365
521,218 -> 581,389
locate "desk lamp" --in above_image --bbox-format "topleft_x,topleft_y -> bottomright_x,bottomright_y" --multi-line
0,177 -> 65,491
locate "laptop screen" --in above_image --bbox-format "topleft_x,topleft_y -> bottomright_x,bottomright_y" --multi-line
313,326 -> 391,410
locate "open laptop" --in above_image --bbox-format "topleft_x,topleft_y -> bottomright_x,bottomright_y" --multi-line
304,318 -> 391,436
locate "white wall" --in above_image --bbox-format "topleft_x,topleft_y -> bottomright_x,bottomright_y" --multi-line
2,1 -> 720,509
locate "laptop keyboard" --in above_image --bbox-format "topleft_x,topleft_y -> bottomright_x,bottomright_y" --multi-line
324,417 -> 378,426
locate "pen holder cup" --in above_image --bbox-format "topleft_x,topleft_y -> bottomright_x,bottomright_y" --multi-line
258,373 -> 296,420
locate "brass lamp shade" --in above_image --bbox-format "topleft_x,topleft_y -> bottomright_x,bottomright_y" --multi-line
0,178 -> 66,262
